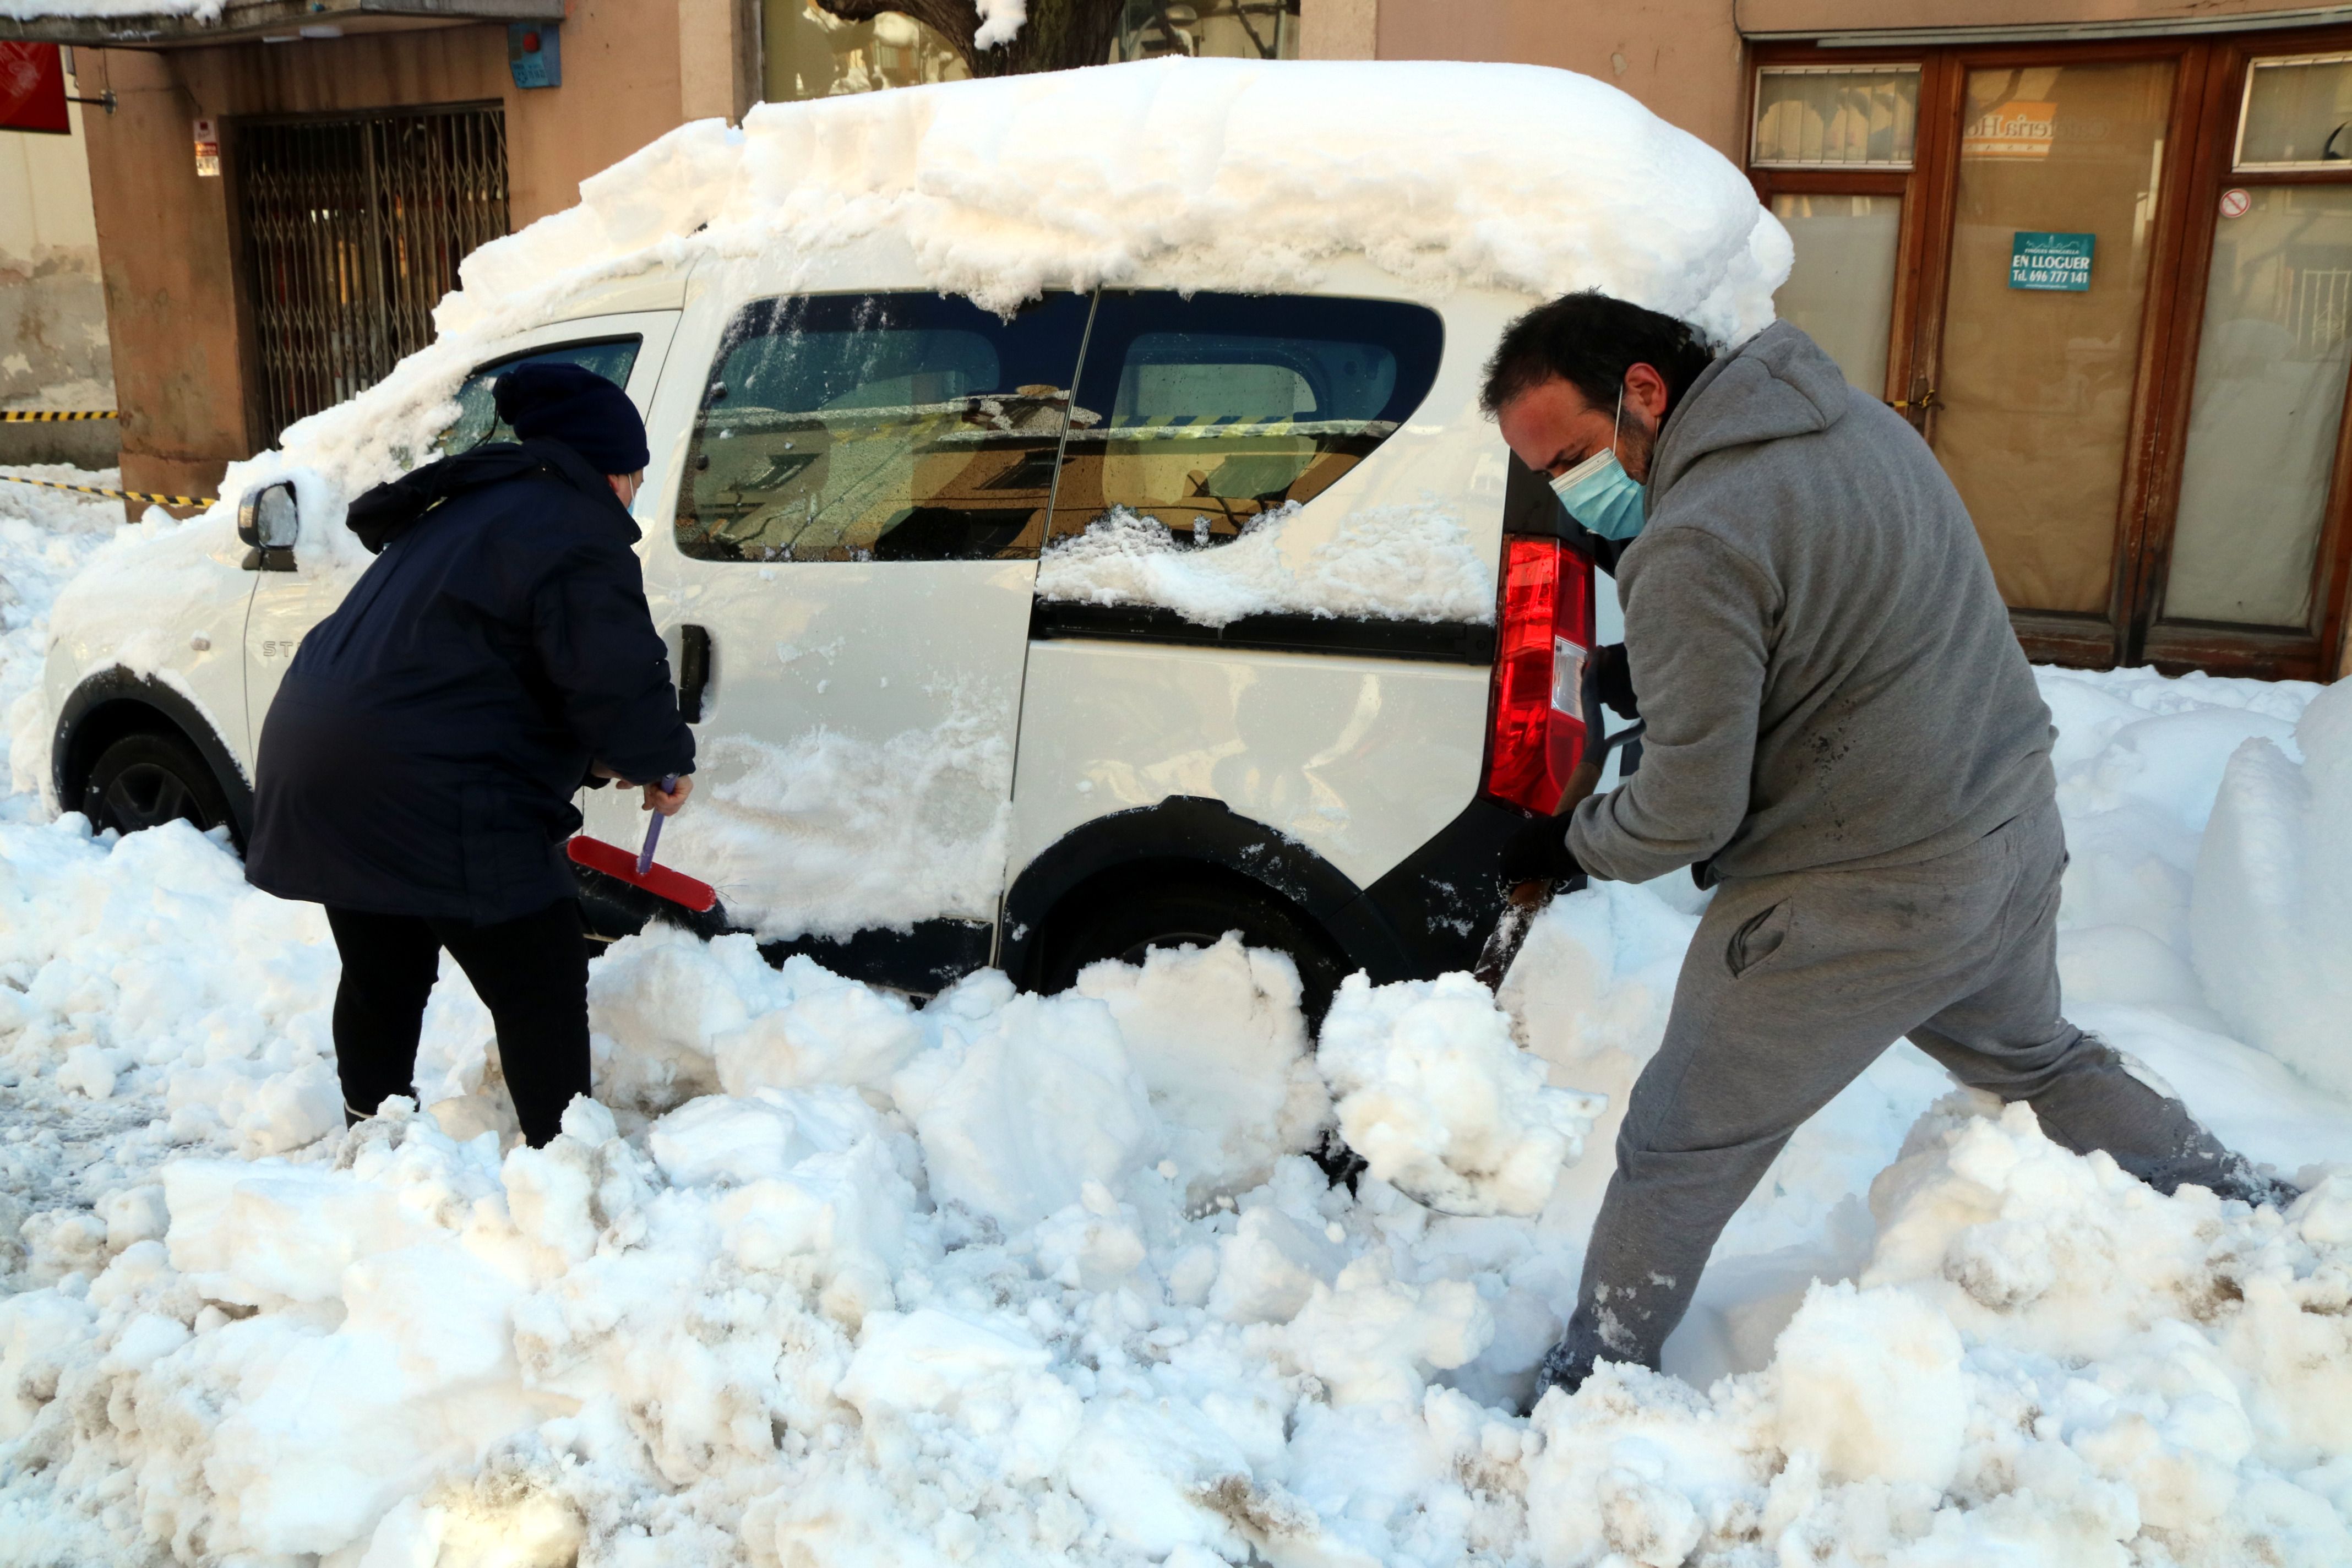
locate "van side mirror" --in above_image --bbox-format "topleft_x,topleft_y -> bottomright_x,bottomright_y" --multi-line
237,482 -> 300,571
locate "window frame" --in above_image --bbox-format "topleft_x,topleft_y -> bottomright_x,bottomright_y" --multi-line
1749,32 -> 2352,680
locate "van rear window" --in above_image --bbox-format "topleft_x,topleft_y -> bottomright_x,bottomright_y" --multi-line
675,292 -> 1091,563
1048,292 -> 1443,546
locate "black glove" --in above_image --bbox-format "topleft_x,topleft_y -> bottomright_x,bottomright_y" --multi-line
1499,813 -> 1582,887
1593,642 -> 1638,721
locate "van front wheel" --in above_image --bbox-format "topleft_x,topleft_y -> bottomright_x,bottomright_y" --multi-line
1031,875 -> 1353,1024
83,731 -> 232,840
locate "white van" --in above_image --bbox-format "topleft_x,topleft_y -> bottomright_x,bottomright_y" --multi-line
39,62 -> 1773,1010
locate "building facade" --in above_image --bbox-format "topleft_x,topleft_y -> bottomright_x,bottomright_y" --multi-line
0,67 -> 115,466
6,0 -> 2350,678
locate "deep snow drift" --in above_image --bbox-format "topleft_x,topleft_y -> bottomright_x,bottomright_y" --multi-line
3,481 -> 2350,1566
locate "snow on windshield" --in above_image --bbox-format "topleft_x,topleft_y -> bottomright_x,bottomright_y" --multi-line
4,476 -> 2351,1565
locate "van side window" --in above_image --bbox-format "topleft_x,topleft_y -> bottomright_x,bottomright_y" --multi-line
675,292 -> 1091,562
1049,293 -> 1443,545
437,337 -> 643,454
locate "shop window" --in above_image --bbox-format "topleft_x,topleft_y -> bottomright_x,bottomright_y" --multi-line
1768,194 -> 1901,391
677,292 -> 1090,562
1049,292 -> 1442,544
1752,66 -> 1919,168
2235,53 -> 2352,169
2168,186 -> 2352,627
762,1 -> 969,101
1113,0 -> 1298,62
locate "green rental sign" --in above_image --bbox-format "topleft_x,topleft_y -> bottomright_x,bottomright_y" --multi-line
2010,231 -> 2095,291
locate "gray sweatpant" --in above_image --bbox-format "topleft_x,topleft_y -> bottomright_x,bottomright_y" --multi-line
1557,801 -> 2250,1378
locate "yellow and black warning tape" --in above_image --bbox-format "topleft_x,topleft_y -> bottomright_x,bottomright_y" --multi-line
0,409 -> 118,422
0,471 -> 217,508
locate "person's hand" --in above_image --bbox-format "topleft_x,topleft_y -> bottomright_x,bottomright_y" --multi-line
642,775 -> 693,816
1499,813 -> 1582,888
1593,643 -> 1638,721
590,761 -> 621,780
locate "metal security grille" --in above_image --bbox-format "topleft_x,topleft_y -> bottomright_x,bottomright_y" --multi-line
239,106 -> 508,439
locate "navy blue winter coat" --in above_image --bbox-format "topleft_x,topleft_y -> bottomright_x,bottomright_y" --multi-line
246,439 -> 694,923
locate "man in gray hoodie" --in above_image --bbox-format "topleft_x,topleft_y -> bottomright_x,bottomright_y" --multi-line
1486,292 -> 2279,1402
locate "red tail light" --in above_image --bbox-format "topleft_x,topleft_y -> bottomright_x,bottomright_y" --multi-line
1483,536 -> 1594,814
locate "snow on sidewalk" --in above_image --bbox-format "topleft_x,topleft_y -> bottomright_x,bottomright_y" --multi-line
2,480 -> 2349,1566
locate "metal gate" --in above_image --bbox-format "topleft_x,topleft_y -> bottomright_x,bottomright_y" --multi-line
238,106 -> 508,439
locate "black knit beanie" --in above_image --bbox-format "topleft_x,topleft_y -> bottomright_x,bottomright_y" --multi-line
492,361 -> 650,475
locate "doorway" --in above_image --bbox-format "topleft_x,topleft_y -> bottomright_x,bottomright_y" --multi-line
1752,34 -> 2352,680
236,105 -> 509,443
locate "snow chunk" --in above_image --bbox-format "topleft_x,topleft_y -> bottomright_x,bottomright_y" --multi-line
2191,677 -> 2352,1098
1075,933 -> 1329,1199
891,972 -> 1159,1228
1037,501 -> 1496,628
1771,1280 -> 1968,1490
1316,971 -> 1605,1216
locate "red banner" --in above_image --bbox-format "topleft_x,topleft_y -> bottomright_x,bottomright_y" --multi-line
0,43 -> 70,136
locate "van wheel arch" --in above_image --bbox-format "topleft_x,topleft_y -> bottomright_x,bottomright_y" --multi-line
53,671 -> 253,847
1000,797 -> 1422,1007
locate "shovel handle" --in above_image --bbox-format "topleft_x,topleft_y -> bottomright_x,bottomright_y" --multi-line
636,773 -> 677,875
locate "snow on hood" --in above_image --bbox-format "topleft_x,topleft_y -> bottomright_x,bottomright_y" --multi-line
443,57 -> 1790,341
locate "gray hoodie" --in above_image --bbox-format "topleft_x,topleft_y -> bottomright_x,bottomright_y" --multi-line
1565,320 -> 2056,886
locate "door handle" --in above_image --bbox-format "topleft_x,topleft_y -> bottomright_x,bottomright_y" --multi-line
678,623 -> 710,723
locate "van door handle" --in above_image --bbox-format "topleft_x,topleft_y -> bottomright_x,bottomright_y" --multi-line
678,623 -> 710,723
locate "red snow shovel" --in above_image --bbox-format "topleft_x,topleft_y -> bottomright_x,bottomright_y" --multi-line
566,775 -> 717,913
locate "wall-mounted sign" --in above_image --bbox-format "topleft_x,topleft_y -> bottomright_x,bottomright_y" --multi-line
1963,100 -> 2056,159
508,22 -> 561,89
193,116 -> 220,178
2220,187 -> 2252,219
2010,231 -> 2094,291
0,42 -> 69,135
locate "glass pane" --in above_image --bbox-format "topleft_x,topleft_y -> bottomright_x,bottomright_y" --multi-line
1114,0 -> 1298,61
1934,61 -> 2174,615
1769,194 -> 1901,392
438,337 -> 641,454
2237,55 -> 2352,169
761,0 -> 970,101
1752,67 -> 1919,168
677,292 -> 1090,563
2166,186 -> 2352,628
1049,292 -> 1442,544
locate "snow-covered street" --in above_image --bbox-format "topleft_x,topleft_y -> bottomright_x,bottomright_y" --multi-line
3,471 -> 2348,1566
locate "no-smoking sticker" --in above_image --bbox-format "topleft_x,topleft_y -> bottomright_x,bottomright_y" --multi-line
2220,187 -> 2252,219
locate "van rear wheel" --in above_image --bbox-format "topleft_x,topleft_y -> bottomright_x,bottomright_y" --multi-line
83,731 -> 231,839
1033,876 -> 1353,1024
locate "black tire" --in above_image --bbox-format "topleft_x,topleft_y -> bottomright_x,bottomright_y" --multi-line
81,731 -> 232,839
1032,875 -> 1354,1023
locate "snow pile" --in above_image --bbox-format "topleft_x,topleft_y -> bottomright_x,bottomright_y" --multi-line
0,469 -> 118,808
2190,676 -> 2352,1098
1319,971 -> 1605,1217
658,710 -> 1013,941
1036,501 -> 1498,627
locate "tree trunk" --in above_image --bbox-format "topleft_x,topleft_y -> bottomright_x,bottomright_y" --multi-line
810,0 -> 1125,78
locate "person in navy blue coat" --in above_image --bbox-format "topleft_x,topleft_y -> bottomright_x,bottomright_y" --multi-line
247,363 -> 694,1146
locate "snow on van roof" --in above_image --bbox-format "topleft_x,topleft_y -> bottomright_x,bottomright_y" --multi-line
440,57 -> 1791,347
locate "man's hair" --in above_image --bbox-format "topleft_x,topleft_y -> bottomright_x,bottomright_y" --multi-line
1479,291 -> 1717,418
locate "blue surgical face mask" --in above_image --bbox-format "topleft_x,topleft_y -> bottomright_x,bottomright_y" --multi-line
1549,386 -> 1647,541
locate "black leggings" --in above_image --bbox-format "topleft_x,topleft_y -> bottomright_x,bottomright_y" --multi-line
324,898 -> 591,1147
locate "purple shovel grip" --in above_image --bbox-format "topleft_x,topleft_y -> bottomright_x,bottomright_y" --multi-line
636,774 -> 677,875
